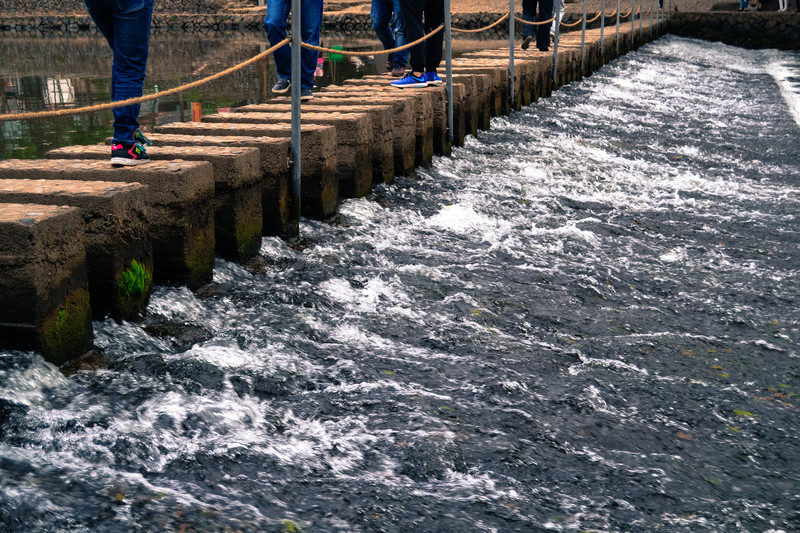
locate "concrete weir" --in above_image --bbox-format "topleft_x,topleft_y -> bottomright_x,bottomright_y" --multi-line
0,19 -> 665,364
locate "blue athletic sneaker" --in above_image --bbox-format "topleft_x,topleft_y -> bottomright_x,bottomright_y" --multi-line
390,73 -> 428,88
426,72 -> 443,85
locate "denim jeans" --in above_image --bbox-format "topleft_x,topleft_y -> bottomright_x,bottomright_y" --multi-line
264,0 -> 323,90
84,0 -> 153,145
398,0 -> 443,74
522,0 -> 554,51
370,0 -> 408,69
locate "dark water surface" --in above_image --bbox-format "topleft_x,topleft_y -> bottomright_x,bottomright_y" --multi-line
2,36 -> 800,532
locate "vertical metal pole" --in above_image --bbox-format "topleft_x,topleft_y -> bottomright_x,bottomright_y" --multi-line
600,0 -> 605,63
580,0 -> 587,75
615,0 -> 621,55
638,0 -> 643,36
291,0 -> 302,224
509,0 -> 515,110
552,8 -> 560,85
649,0 -> 653,38
445,0 -> 453,142
631,0 -> 636,48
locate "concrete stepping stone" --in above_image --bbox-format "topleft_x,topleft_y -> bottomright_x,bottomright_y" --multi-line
0,203 -> 92,364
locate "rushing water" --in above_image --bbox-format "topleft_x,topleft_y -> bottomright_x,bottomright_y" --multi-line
2,35 -> 799,532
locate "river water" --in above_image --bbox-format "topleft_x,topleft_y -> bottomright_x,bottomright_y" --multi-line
1,35 -> 799,532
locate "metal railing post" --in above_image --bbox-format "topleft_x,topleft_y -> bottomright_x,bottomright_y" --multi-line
631,0 -> 636,48
445,0 -> 453,142
553,7 -> 561,84
600,0 -> 605,64
509,0 -> 515,109
649,0 -> 654,37
291,0 -> 302,225
615,0 -> 621,55
580,0 -> 587,75
638,0 -> 643,36
553,8 -> 560,85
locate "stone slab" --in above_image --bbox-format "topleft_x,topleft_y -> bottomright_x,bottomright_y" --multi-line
156,122 -> 338,219
45,144 -> 263,263
0,159 -> 216,289
0,203 -> 92,364
0,179 -> 152,321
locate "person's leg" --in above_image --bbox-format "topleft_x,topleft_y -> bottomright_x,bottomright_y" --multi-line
300,0 -> 323,90
392,0 -> 409,69
521,0 -> 535,40
399,0 -> 426,74
371,0 -> 396,66
423,0 -> 444,73
109,0 -> 153,145
84,0 -> 115,52
264,0 -> 292,79
536,0 -> 553,51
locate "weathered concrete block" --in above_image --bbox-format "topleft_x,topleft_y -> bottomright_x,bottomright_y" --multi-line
47,144 -> 263,263
203,111 -> 373,199
156,122 -> 338,219
304,92 -> 416,177
451,63 -> 507,118
0,179 -> 152,322
237,102 -> 395,185
335,82 -> 435,168
136,133 -> 293,238
0,203 -> 92,364
0,159 -> 215,289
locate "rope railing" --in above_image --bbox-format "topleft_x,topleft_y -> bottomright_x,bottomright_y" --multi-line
0,38 -> 291,122
452,12 -> 509,33
0,2 -> 654,123
301,24 -> 443,55
514,15 -> 556,26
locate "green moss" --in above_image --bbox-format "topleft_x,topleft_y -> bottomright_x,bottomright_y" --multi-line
235,219 -> 263,260
116,259 -> 153,321
38,287 -> 92,365
184,223 -> 215,290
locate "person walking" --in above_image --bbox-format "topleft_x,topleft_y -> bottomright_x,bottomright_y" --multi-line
264,0 -> 323,100
778,0 -> 787,10
84,0 -> 153,166
371,0 -> 409,77
390,0 -> 444,88
521,0 -> 554,52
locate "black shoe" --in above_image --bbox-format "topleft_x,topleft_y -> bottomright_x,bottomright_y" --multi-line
111,141 -> 149,167
272,78 -> 290,94
300,87 -> 313,101
521,36 -> 533,50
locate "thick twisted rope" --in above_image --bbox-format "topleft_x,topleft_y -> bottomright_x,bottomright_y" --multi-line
0,38 -> 290,122
301,25 -> 443,55
452,12 -> 509,33
514,15 -> 556,25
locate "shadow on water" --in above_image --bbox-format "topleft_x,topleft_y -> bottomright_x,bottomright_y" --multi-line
0,31 -> 507,159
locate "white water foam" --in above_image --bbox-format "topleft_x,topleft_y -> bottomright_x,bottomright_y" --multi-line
764,51 -> 800,129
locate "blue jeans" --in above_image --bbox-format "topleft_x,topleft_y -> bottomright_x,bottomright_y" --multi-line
265,0 -> 323,90
371,0 -> 408,69
84,0 -> 153,145
522,0 -> 553,51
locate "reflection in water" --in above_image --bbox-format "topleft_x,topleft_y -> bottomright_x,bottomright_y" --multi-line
0,32 -> 507,159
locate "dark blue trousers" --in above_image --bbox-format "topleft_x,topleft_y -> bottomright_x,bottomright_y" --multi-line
84,0 -> 153,145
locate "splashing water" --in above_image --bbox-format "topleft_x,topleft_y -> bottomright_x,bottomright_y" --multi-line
2,36 -> 799,532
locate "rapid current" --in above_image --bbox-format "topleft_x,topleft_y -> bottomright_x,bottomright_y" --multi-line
1,36 -> 799,532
